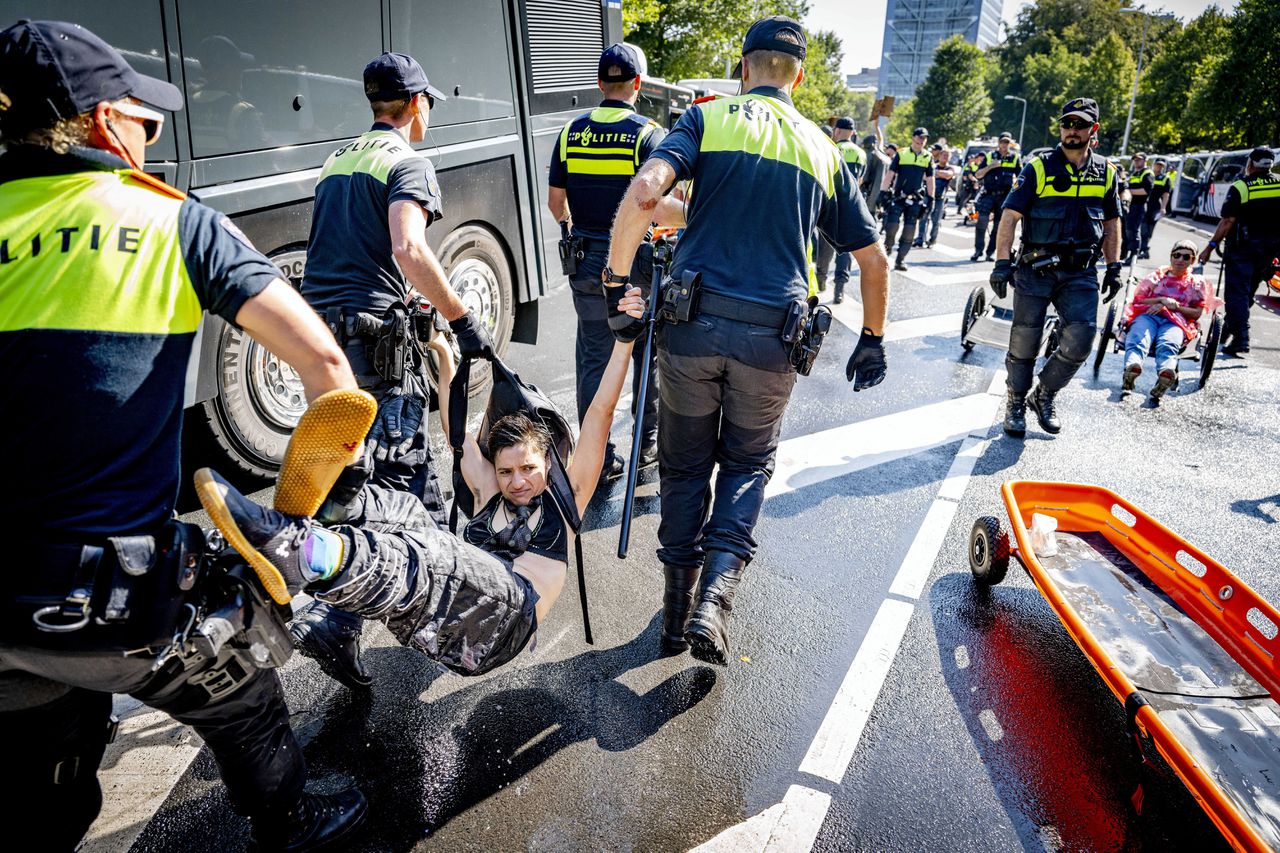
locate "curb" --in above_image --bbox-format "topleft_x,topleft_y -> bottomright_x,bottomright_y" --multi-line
1163,215 -> 1214,238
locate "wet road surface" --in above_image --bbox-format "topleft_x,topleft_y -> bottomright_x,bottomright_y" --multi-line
87,215 -> 1279,852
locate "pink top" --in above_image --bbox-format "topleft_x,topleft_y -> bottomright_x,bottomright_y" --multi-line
1125,267 -> 1210,341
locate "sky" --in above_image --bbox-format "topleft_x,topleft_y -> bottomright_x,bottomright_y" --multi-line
805,0 -> 1238,77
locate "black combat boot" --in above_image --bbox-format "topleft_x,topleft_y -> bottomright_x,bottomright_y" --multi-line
289,602 -> 373,691
661,564 -> 700,654
1028,384 -> 1062,434
1003,392 -> 1027,438
250,788 -> 368,852
684,551 -> 746,666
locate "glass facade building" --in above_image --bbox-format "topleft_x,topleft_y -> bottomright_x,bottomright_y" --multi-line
878,0 -> 1003,99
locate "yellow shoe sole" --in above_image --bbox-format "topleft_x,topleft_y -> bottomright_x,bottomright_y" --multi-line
194,468 -> 293,605
274,389 -> 378,518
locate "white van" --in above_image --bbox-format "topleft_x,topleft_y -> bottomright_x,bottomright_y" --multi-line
1198,149 -> 1253,219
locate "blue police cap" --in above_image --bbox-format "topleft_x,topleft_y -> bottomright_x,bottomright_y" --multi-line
834,116 -> 855,130
742,16 -> 807,61
1060,97 -> 1099,123
363,52 -> 446,103
599,43 -> 641,82
0,19 -> 183,135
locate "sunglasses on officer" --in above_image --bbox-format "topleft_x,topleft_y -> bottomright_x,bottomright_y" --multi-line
1059,117 -> 1092,131
111,100 -> 165,145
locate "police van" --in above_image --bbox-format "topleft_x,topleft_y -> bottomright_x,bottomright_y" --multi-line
5,0 -> 641,479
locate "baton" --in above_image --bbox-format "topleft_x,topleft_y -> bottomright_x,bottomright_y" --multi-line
617,239 -> 668,559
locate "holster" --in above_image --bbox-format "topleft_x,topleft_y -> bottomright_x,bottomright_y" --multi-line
657,270 -> 703,325
788,299 -> 833,376
1018,245 -> 1098,272
558,220 -> 581,277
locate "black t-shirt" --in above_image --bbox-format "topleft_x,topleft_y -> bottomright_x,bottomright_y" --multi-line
0,146 -> 276,536
302,124 -> 444,314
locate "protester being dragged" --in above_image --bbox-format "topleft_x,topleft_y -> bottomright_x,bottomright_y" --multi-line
1121,239 -> 1208,403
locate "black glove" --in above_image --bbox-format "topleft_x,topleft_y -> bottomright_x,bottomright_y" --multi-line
449,311 -> 496,360
1102,263 -> 1124,303
989,258 -> 1014,299
845,329 -> 887,392
603,282 -> 646,342
366,389 -> 425,468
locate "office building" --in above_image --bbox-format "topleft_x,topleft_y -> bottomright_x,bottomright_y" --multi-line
878,0 -> 1002,99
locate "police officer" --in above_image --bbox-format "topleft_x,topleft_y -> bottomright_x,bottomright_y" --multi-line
1197,147 -> 1280,357
1122,151 -> 1153,261
989,97 -> 1123,438
971,132 -> 1020,261
918,142 -> 955,248
0,20 -> 366,848
861,133 -> 890,215
957,151 -> 981,214
605,16 -> 890,664
291,53 -> 496,690
830,115 -> 866,304
1140,157 -> 1172,259
881,126 -> 935,270
548,43 -> 664,477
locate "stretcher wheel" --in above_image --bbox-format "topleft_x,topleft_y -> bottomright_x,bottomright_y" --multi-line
1093,303 -> 1117,375
969,515 -> 1010,586
1199,312 -> 1222,388
961,286 -> 984,352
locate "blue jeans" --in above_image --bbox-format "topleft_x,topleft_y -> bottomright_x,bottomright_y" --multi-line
1124,313 -> 1184,373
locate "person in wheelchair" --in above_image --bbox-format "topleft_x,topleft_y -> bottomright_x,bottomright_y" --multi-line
1121,239 -> 1208,400
197,289 -> 646,677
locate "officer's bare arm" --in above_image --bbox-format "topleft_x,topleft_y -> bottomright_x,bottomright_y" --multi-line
1101,217 -> 1121,265
608,158 -> 677,273
547,186 -> 570,224
389,200 -> 468,322
235,280 -> 356,400
994,208 -> 1020,261
852,243 -> 890,336
881,169 -> 896,193
654,195 -> 687,228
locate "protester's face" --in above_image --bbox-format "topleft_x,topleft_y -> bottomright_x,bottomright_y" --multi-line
1170,247 -> 1194,274
494,442 -> 548,506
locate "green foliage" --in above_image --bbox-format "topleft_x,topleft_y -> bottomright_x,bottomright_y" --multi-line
911,35 -> 992,145
1190,0 -> 1280,149
1074,31 -> 1135,152
1134,7 -> 1230,150
882,98 -> 918,148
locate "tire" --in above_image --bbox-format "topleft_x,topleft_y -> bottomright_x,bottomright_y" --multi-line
198,245 -> 310,479
1093,302 -> 1116,375
431,225 -> 516,398
970,515 -> 1011,587
1199,312 -> 1222,388
961,286 -> 984,352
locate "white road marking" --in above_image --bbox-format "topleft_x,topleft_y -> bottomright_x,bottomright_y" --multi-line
900,267 -> 992,287
887,499 -> 961,600
827,298 -> 961,343
923,241 -> 971,259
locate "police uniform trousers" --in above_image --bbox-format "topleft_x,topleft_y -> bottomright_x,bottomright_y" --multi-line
0,532 -> 305,848
569,248 -> 658,458
1140,206 -> 1162,255
654,313 -> 798,569
833,248 -> 855,301
312,484 -> 537,677
1122,200 -> 1147,259
1223,238 -> 1280,349
882,196 -> 926,261
1006,263 -> 1100,395
974,193 -> 1004,257
814,236 -> 836,290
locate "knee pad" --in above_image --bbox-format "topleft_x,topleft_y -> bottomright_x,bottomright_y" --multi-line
1057,323 -> 1096,361
1008,324 -> 1043,360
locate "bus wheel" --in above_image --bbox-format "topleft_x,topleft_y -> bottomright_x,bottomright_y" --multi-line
199,246 -> 308,479
431,225 -> 515,397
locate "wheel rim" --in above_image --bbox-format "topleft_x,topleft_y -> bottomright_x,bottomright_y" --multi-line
246,344 -> 307,429
972,535 -> 988,568
451,257 -> 501,336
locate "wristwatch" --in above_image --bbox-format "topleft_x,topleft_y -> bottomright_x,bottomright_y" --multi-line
602,266 -> 630,285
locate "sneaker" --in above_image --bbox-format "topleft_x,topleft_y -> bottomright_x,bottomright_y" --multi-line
1150,369 -> 1177,400
289,602 -> 372,691
599,452 -> 625,482
250,788 -> 368,852
894,260 -> 909,272
1122,362 -> 1142,392
194,468 -> 312,603
970,252 -> 981,262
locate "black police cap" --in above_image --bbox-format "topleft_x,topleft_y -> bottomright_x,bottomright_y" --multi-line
930,142 -> 943,151
363,52 -> 446,103
599,43 -> 641,82
834,115 -> 855,130
998,131 -> 1013,141
742,16 -> 807,61
0,19 -> 182,135
1060,97 -> 1099,123
1249,147 -> 1275,167
912,126 -> 928,137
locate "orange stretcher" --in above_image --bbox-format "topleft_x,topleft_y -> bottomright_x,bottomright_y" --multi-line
968,481 -> 1280,852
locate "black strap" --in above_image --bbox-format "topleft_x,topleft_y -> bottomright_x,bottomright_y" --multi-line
697,292 -> 790,330
575,534 -> 592,645
447,355 -> 473,533
578,237 -> 612,254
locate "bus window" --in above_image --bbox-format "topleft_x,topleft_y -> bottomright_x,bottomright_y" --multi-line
389,0 -> 516,127
6,0 -> 178,162
177,0 -> 380,158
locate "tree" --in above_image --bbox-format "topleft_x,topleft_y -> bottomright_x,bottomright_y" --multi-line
882,98 -> 918,147
625,0 -> 808,82
911,35 -> 992,145
1075,31 -> 1135,151
1191,0 -> 1280,148
1133,8 -> 1230,150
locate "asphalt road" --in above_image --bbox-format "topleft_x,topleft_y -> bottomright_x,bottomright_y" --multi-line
86,213 -> 1280,853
